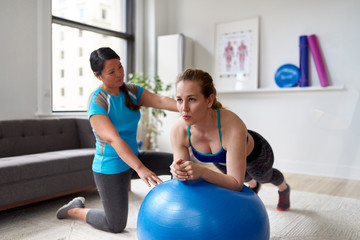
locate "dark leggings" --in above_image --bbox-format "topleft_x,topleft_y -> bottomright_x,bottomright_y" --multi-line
214,130 -> 284,186
86,151 -> 172,233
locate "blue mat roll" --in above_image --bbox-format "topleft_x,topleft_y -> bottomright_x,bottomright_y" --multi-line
298,35 -> 309,87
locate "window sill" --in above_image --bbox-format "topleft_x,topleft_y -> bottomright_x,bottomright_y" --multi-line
35,112 -> 88,119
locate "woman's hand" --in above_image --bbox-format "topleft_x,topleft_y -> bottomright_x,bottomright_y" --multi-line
170,159 -> 203,181
136,165 -> 163,187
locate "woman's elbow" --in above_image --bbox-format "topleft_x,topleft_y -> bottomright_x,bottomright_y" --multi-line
232,178 -> 244,192
233,184 -> 243,192
101,135 -> 120,147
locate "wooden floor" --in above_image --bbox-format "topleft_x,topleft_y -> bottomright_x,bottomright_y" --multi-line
201,162 -> 360,200
277,172 -> 360,200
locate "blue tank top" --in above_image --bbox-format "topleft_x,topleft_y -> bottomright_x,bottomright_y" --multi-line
188,109 -> 227,164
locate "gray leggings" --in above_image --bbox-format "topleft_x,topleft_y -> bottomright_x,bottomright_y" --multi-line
214,130 -> 284,186
86,151 -> 172,233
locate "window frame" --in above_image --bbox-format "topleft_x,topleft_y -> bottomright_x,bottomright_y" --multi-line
51,0 -> 135,112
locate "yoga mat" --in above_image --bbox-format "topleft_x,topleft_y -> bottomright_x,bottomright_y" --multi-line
298,35 -> 309,87
308,34 -> 329,87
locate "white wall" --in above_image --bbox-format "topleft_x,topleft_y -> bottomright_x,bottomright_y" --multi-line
1,0 -> 38,119
0,0 -> 52,119
152,0 -> 360,180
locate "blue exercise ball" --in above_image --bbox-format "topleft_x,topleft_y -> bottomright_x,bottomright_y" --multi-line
137,179 -> 270,240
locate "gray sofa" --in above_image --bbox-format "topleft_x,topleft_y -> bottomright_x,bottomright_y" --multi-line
0,118 -> 96,211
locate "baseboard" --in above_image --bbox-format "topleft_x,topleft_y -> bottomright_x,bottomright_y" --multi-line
274,159 -> 360,181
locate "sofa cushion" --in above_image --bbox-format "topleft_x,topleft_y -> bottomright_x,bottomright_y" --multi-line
0,149 -> 95,185
0,119 -> 81,158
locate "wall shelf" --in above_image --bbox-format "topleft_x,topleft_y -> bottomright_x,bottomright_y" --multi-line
218,85 -> 345,94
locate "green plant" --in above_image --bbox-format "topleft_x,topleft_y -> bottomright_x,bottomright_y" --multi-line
128,72 -> 172,150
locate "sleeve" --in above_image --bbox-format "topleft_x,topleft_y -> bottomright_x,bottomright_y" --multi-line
127,83 -> 144,104
88,90 -> 109,119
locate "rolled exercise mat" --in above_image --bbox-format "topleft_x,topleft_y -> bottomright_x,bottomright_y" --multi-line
298,35 -> 309,87
308,34 -> 329,87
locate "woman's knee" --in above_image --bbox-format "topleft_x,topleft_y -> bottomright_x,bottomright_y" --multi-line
270,168 -> 285,186
109,225 -> 126,233
108,219 -> 127,233
248,168 -> 273,183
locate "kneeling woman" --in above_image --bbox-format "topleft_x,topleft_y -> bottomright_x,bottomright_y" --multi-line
170,68 -> 290,211
56,47 -> 177,233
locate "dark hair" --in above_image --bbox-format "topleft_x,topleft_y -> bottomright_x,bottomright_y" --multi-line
90,47 -> 139,110
176,68 -> 223,109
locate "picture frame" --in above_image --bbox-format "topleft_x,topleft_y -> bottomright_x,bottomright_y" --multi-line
214,17 -> 259,92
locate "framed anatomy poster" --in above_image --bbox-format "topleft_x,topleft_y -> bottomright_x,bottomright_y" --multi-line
214,17 -> 259,92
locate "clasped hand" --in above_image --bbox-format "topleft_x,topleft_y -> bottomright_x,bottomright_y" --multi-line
170,159 -> 202,181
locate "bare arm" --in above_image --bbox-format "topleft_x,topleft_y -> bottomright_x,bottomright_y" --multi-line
90,114 -> 162,186
221,118 -> 247,191
169,119 -> 191,180
176,158 -> 245,192
139,89 -> 177,111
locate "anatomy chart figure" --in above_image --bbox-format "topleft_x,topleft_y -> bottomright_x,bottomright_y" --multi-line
237,40 -> 248,71
223,41 -> 234,72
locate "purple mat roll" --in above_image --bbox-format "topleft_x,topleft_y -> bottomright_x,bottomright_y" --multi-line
298,35 -> 309,87
308,34 -> 329,87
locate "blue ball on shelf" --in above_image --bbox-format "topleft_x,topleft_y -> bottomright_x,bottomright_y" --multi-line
274,64 -> 300,88
137,179 -> 270,240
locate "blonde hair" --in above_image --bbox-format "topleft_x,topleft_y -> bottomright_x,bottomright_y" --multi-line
176,68 -> 223,109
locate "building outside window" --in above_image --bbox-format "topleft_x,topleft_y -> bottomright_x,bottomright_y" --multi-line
79,47 -> 83,57
51,0 -> 134,112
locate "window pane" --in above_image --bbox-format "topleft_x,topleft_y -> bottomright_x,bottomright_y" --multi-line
52,0 -> 126,32
52,23 -> 127,112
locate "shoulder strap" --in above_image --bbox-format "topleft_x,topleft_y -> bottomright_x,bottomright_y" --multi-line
187,125 -> 192,147
188,109 -> 222,146
216,108 -> 222,144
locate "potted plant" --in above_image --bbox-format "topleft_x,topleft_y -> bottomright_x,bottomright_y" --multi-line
128,72 -> 173,150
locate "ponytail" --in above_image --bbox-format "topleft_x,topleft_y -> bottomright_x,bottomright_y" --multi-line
121,84 -> 140,111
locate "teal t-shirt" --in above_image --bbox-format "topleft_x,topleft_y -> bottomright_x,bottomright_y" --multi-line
88,84 -> 144,174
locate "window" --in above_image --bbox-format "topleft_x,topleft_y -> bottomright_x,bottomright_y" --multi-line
51,0 -> 134,112
79,8 -> 84,19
